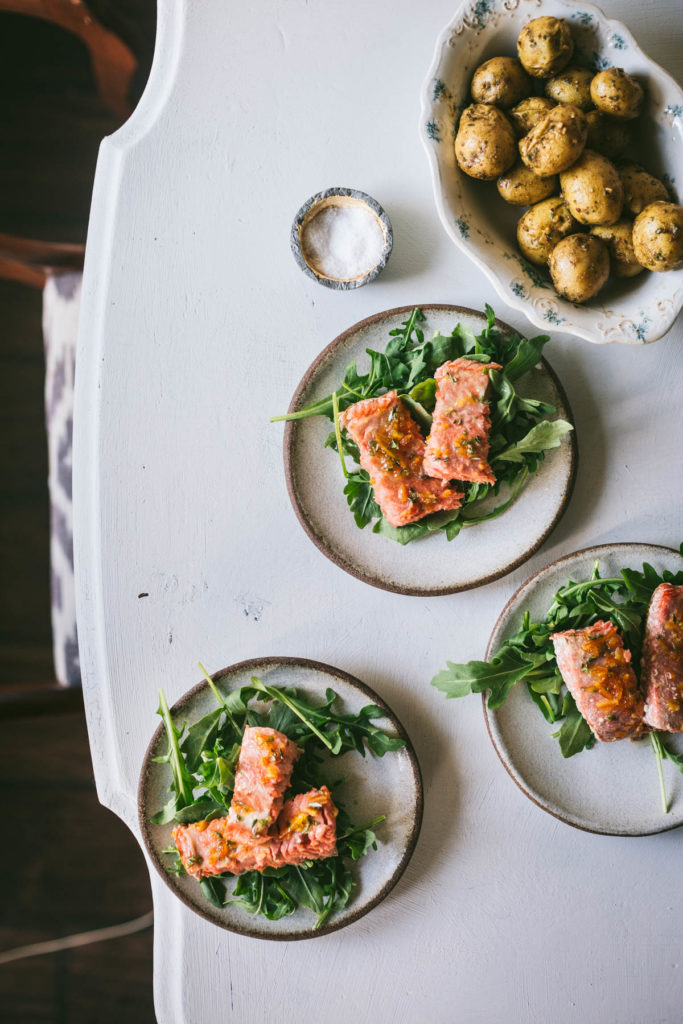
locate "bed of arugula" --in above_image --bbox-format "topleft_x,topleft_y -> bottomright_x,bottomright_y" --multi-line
272,306 -> 573,545
431,551 -> 683,812
152,666 -> 405,929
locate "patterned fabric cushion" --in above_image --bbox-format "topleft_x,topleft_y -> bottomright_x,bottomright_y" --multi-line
43,272 -> 82,686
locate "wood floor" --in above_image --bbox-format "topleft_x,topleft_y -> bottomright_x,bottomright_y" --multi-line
1,4 -> 157,1020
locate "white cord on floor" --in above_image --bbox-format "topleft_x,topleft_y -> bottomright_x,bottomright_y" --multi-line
0,910 -> 154,966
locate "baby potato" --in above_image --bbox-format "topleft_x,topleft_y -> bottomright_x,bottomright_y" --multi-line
497,161 -> 557,205
590,68 -> 643,120
632,201 -> 683,271
585,111 -> 631,159
545,66 -> 594,110
619,163 -> 669,217
509,96 -> 555,137
590,220 -> 643,278
519,104 -> 587,176
517,196 -> 578,265
517,16 -> 574,78
471,57 -> 533,109
560,150 -> 623,226
549,234 -> 610,302
455,104 -> 517,180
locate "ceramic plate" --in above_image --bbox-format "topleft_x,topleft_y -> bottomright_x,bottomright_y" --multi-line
484,543 -> 683,836
284,305 -> 576,596
138,657 -> 423,940
420,0 -> 683,345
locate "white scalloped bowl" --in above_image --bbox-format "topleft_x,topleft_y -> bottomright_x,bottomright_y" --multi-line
420,0 -> 683,344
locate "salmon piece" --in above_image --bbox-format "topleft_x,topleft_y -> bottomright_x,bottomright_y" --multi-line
226,726 -> 299,840
272,786 -> 338,866
423,358 -> 502,484
339,391 -> 463,527
642,584 -> 683,732
551,620 -> 645,742
172,787 -> 338,880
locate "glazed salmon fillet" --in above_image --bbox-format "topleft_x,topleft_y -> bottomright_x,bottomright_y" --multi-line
551,620 -> 645,742
339,391 -> 463,527
172,786 -> 338,880
423,358 -> 502,484
642,584 -> 683,732
226,726 -> 300,840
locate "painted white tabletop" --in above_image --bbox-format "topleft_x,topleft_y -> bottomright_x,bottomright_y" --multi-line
74,1 -> 683,1021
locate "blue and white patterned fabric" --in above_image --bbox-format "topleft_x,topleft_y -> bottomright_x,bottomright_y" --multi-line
42,272 -> 82,686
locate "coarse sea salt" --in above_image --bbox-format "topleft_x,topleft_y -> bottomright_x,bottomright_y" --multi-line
301,202 -> 386,281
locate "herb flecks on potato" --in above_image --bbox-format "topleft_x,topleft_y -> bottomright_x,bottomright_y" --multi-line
632,202 -> 683,272
549,233 -> 610,303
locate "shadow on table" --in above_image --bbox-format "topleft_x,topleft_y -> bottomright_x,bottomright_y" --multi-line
356,664 -> 462,891
378,201 -> 445,282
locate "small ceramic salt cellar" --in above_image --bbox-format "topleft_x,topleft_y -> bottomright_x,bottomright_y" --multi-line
291,187 -> 393,289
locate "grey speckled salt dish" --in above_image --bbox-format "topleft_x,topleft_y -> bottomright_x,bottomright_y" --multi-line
291,187 -> 393,290
138,657 -> 423,940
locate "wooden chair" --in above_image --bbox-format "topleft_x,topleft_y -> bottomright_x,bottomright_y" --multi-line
0,2 -> 138,715
0,0 -> 137,119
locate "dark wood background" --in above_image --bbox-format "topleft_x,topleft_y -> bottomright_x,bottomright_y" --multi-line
1,4 -> 157,1020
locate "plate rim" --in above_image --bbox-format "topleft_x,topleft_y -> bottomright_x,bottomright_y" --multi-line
482,541 -> 683,837
138,655 -> 424,940
283,303 -> 578,596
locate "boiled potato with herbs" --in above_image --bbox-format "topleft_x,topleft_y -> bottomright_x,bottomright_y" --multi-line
519,104 -> 587,176
545,66 -> 594,110
560,150 -> 623,226
517,196 -> 578,265
455,104 -> 517,180
549,234 -> 610,302
509,96 -> 555,136
619,163 -> 669,217
585,111 -> 631,159
632,201 -> 683,271
497,161 -> 557,205
590,68 -> 643,120
590,220 -> 643,278
517,16 -> 574,78
471,57 -> 533,109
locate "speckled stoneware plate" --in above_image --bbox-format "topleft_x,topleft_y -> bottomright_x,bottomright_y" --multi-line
420,0 -> 683,345
139,657 -> 423,940
284,305 -> 576,596
484,543 -> 683,836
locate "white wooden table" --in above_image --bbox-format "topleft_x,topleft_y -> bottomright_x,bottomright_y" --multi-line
74,1 -> 683,1021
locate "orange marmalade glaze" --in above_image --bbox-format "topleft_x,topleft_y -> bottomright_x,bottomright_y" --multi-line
580,632 -> 637,714
366,403 -> 422,477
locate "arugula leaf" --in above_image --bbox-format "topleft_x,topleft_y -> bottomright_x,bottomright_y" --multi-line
431,648 -> 547,708
553,695 -> 593,758
344,471 -> 381,529
180,709 -> 222,772
495,419 -> 573,464
153,689 -> 194,818
504,333 -> 549,382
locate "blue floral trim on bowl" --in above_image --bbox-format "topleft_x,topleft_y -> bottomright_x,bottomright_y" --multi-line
664,104 -> 683,120
610,33 -> 627,50
632,316 -> 652,343
544,309 -> 566,326
455,217 -> 470,239
425,120 -> 441,142
432,78 -> 446,102
470,0 -> 494,29
511,282 -> 526,299
591,52 -> 612,70
572,11 -> 594,25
